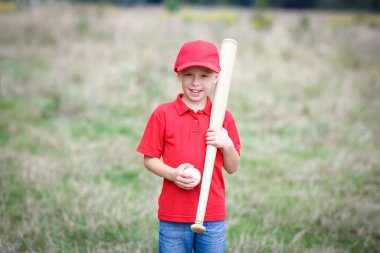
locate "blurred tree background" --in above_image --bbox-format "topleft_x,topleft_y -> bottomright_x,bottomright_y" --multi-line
2,0 -> 380,11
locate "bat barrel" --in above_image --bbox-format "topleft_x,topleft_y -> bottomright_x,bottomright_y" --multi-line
191,38 -> 238,234
209,39 -> 238,129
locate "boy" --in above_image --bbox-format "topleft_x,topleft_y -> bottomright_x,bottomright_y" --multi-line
136,40 -> 241,253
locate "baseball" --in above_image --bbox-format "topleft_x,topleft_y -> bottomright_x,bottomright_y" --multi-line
184,167 -> 201,186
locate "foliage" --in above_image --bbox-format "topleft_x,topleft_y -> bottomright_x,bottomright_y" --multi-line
255,0 -> 269,9
326,13 -> 380,27
164,0 -> 180,12
251,12 -> 274,29
0,1 -> 17,13
180,9 -> 238,26
2,0 -> 380,11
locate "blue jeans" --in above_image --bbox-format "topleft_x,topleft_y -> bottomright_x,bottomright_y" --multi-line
159,220 -> 226,253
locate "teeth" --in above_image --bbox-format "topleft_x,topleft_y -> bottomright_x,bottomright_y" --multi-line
191,89 -> 200,93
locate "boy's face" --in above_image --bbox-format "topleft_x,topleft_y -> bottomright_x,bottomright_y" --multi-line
177,66 -> 218,107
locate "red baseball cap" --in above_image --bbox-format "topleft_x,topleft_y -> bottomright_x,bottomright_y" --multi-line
174,40 -> 220,73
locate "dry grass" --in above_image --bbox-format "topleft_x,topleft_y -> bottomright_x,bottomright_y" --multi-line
0,3 -> 379,253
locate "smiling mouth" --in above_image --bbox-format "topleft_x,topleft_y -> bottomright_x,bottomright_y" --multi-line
189,89 -> 202,93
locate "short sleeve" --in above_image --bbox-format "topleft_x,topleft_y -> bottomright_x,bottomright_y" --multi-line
136,110 -> 165,158
223,111 -> 241,156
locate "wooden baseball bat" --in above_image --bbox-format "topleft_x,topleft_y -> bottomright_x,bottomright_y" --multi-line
191,38 -> 238,234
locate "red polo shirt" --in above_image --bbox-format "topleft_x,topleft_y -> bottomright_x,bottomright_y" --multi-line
137,94 -> 240,222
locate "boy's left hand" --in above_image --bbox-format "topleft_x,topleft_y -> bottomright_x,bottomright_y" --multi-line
205,128 -> 234,150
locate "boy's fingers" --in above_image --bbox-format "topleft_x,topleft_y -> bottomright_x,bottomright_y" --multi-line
178,163 -> 193,171
180,175 -> 195,184
176,175 -> 196,188
181,186 -> 194,190
182,173 -> 193,179
178,181 -> 194,190
206,135 -> 215,141
174,163 -> 196,190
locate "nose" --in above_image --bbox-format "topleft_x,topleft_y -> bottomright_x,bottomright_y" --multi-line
192,76 -> 201,86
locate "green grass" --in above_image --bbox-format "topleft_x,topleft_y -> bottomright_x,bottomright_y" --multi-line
0,3 -> 379,253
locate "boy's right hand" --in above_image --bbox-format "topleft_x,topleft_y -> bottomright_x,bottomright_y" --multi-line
171,163 -> 198,190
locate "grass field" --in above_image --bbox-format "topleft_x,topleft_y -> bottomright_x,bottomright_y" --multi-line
0,3 -> 379,253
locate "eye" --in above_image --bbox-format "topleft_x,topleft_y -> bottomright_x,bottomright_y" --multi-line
201,74 -> 209,78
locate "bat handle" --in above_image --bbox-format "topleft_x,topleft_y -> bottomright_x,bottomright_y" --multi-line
190,220 -> 206,233
190,146 -> 217,233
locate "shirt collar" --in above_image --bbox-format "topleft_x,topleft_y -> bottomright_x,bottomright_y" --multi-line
174,94 -> 212,116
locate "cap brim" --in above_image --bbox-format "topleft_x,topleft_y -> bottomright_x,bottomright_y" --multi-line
175,62 -> 220,73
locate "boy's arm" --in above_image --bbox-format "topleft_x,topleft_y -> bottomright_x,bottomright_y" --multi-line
143,155 -> 198,190
205,128 -> 240,174
221,140 -> 240,174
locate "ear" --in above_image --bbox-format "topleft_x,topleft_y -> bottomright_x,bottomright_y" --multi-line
213,73 -> 219,85
177,72 -> 182,82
